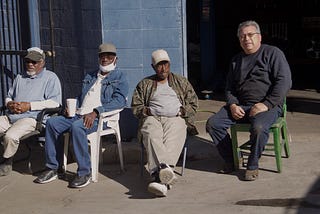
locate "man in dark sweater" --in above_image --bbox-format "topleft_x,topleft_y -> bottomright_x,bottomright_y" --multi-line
206,20 -> 292,181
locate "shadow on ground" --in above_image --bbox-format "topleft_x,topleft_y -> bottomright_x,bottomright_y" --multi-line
235,176 -> 320,214
287,97 -> 320,115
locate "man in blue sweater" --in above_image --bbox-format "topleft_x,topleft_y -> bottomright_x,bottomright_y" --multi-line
0,47 -> 62,176
206,20 -> 292,181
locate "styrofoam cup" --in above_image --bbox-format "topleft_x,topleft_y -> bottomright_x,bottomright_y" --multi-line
66,98 -> 77,117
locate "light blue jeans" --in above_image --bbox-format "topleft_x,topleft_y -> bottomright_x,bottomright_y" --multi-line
44,115 -> 98,176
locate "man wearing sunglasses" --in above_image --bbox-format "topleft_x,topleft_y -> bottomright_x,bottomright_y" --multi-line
0,47 -> 62,176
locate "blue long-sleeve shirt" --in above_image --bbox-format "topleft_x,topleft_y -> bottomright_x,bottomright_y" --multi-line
6,68 -> 62,123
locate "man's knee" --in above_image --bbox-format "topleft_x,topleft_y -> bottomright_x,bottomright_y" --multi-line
70,120 -> 84,132
206,116 -> 219,132
3,133 -> 19,145
251,123 -> 268,134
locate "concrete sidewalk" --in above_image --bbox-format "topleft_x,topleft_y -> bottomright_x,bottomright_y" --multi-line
1,89 -> 320,214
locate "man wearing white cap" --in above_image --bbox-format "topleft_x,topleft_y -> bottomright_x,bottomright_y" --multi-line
131,49 -> 198,197
0,47 -> 62,176
35,43 -> 128,189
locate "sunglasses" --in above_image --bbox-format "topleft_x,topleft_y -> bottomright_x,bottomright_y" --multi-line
24,60 -> 38,65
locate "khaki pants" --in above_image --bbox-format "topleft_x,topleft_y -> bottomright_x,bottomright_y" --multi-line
141,116 -> 187,174
0,116 -> 36,158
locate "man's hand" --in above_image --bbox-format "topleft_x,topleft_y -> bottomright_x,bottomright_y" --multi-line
83,111 -> 98,129
17,102 -> 31,113
230,104 -> 245,120
7,101 -> 30,114
7,101 -> 19,113
249,103 -> 268,117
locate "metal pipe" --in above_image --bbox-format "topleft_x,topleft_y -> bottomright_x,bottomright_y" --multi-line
48,0 -> 55,73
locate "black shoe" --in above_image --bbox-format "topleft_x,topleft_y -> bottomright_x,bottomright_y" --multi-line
34,169 -> 58,184
219,162 -> 235,174
69,174 -> 91,188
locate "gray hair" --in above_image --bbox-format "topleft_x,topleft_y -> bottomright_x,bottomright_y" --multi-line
237,20 -> 261,38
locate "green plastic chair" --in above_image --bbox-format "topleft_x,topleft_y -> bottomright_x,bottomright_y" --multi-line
230,100 -> 290,173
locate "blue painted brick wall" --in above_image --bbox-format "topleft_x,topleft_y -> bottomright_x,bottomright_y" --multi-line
101,0 -> 186,104
37,0 -> 186,107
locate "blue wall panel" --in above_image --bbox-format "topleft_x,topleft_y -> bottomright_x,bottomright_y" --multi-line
104,10 -> 142,30
101,0 -> 186,105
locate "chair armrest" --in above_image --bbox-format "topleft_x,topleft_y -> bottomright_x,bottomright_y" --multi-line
35,106 -> 62,131
98,108 -> 123,131
99,108 -> 123,118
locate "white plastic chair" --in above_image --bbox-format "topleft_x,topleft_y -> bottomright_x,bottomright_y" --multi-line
63,108 -> 124,182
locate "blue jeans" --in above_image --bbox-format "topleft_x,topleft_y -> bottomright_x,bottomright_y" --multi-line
206,105 -> 282,170
45,115 -> 98,176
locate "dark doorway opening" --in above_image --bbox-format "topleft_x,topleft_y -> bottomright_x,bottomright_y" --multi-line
186,0 -> 320,95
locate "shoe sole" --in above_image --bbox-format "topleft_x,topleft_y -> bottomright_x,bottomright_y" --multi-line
159,168 -> 177,185
35,174 -> 58,184
148,185 -> 167,197
69,177 -> 92,188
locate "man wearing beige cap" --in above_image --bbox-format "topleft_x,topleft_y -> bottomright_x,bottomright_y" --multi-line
131,49 -> 198,197
35,43 -> 128,188
0,47 -> 62,176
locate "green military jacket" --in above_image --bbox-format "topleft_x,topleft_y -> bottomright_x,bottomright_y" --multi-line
131,72 -> 199,139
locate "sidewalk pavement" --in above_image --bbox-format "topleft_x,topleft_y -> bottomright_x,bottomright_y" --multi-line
0,89 -> 320,214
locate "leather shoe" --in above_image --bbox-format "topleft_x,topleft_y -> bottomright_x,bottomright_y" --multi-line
244,169 -> 259,181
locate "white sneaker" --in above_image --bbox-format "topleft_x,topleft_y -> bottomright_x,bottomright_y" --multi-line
148,182 -> 168,197
159,164 -> 177,185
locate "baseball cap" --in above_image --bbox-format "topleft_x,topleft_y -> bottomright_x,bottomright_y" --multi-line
99,43 -> 117,55
24,47 -> 45,62
151,49 -> 170,66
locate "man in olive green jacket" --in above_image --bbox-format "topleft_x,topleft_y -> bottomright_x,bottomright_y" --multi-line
131,49 -> 198,197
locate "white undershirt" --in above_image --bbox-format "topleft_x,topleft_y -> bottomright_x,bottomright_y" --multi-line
77,73 -> 106,115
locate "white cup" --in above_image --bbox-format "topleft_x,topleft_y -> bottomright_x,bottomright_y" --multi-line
66,98 -> 77,117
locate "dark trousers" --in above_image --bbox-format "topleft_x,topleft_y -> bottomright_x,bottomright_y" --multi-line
206,105 -> 282,170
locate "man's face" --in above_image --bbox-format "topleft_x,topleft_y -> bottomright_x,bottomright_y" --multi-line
25,59 -> 44,75
153,61 -> 170,80
239,25 -> 262,54
99,53 -> 116,66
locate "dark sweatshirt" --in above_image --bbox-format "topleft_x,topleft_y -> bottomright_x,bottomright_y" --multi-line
226,44 -> 292,109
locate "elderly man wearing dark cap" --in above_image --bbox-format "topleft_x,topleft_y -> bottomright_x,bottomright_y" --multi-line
0,47 -> 62,176
131,49 -> 198,197
35,43 -> 128,188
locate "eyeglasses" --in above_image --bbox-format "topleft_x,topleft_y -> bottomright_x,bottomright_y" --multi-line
24,60 -> 38,65
239,32 -> 260,40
